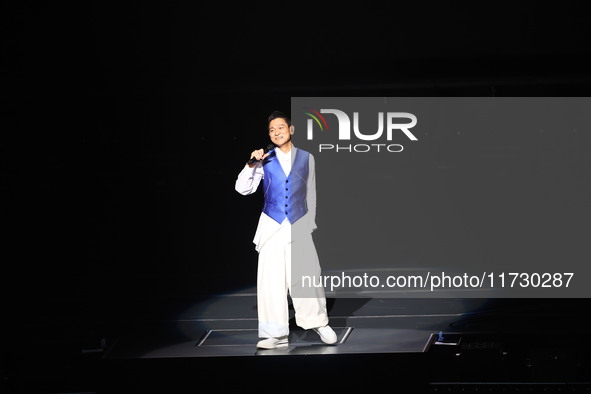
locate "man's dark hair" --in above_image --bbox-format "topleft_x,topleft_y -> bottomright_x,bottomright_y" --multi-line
267,110 -> 291,128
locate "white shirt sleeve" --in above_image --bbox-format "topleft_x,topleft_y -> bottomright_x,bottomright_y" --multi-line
306,153 -> 318,232
235,162 -> 264,195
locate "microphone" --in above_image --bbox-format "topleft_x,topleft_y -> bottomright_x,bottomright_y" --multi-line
247,144 -> 276,165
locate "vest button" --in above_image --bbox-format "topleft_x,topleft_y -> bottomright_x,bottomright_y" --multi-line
285,204 -> 288,207
285,180 -> 289,183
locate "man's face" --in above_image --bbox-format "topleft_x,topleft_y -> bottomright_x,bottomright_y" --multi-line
268,118 -> 291,146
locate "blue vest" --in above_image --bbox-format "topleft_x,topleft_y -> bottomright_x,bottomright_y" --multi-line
262,148 -> 310,224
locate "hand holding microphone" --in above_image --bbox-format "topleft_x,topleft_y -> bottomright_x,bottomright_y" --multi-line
247,144 -> 275,166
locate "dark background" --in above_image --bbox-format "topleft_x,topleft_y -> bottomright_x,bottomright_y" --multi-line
3,2 -> 591,305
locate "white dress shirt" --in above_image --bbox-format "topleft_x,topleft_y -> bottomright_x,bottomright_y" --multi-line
235,146 -> 317,252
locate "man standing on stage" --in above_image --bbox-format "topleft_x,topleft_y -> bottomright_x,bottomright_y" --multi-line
235,110 -> 337,349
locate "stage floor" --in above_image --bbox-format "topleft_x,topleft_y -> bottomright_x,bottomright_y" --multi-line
6,289 -> 591,392
102,290 -> 474,359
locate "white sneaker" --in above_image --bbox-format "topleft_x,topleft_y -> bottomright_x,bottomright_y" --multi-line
256,336 -> 289,349
313,325 -> 337,344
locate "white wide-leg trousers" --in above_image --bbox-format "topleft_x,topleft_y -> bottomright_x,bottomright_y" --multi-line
257,221 -> 329,339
